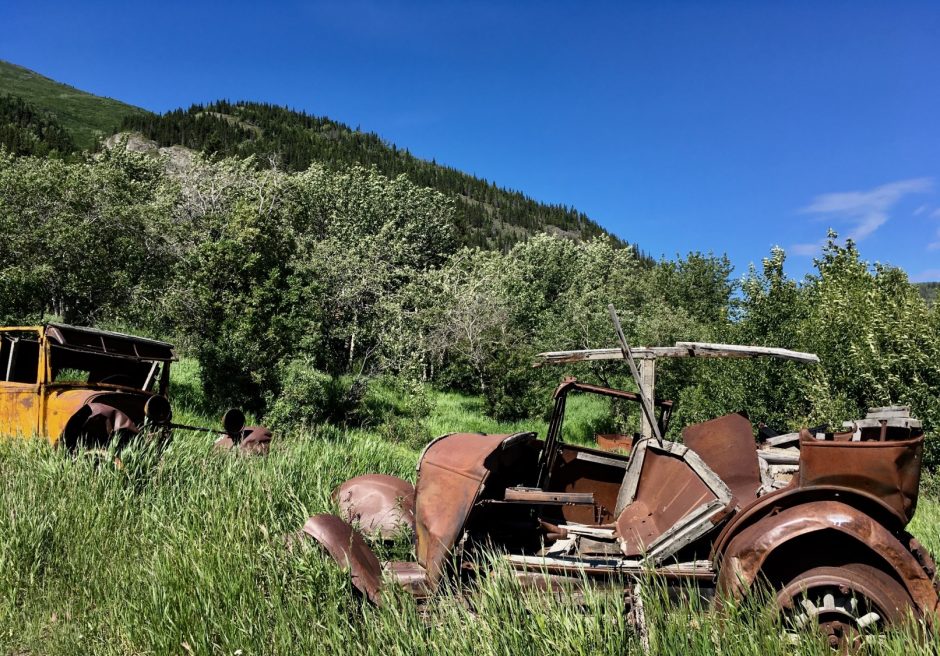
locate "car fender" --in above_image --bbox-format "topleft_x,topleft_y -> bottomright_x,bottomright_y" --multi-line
333,474 -> 416,540
711,484 -> 907,560
297,514 -> 384,604
715,499 -> 939,622
60,400 -> 140,448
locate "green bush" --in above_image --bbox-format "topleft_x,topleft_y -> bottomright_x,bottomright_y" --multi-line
482,347 -> 548,421
264,359 -> 363,431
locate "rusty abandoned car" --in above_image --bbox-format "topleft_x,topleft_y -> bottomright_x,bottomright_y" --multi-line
297,308 -> 939,647
0,323 -> 270,452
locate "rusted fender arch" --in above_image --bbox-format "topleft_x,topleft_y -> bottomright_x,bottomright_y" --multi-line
298,514 -> 385,604
61,401 -> 139,448
711,485 -> 910,561
333,474 -> 416,540
715,500 -> 940,623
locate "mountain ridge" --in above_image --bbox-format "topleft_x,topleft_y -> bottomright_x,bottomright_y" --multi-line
0,60 -> 629,251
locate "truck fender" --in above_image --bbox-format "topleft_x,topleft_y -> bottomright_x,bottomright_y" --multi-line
715,500 -> 939,622
333,474 -> 416,541
296,514 -> 384,604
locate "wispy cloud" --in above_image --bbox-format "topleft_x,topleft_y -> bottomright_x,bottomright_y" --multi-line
914,204 -> 929,216
790,178 -> 933,256
928,227 -> 940,252
932,208 -> 940,219
911,268 -> 940,283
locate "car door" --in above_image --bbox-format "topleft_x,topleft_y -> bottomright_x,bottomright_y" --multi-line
0,329 -> 43,438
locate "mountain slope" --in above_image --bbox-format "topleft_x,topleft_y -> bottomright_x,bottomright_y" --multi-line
916,282 -> 939,305
0,61 -> 633,252
0,93 -> 77,157
121,101 -> 633,251
0,60 -> 150,149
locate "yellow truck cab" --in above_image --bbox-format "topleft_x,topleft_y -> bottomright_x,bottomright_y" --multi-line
0,324 -> 175,446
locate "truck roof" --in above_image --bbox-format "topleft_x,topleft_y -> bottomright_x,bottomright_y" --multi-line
33,323 -> 176,361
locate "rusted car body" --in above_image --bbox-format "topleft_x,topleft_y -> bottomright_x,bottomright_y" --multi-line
300,378 -> 938,645
0,323 -> 269,451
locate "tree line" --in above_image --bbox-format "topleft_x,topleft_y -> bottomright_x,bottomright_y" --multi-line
119,101 -> 648,255
1,144 -> 938,466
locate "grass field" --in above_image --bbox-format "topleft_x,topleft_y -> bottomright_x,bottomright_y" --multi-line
0,362 -> 937,655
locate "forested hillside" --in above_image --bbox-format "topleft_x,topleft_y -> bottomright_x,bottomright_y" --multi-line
0,61 -> 637,250
0,94 -> 76,157
918,282 -> 939,305
120,101 -> 635,250
0,60 -> 150,149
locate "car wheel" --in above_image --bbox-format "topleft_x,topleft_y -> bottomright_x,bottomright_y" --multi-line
776,563 -> 913,651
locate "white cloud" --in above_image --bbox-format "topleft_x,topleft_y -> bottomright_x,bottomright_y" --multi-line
928,228 -> 940,252
932,208 -> 940,219
914,204 -> 928,216
798,177 -> 933,242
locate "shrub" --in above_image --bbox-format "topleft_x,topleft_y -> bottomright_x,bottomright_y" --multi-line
264,359 -> 363,431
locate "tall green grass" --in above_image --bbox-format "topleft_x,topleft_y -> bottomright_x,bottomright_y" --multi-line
0,367 -> 937,654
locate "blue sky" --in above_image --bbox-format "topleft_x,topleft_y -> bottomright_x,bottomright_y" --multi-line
2,1 -> 939,281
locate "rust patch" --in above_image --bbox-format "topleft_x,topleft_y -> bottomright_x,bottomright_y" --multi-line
683,412 -> 762,504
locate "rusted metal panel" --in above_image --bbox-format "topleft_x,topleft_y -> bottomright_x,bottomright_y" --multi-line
683,412 -> 763,504
333,474 -> 416,540
384,561 -> 431,599
595,434 -> 634,453
213,426 -> 273,455
715,500 -> 940,624
798,429 -> 923,524
0,384 -> 40,438
299,514 -> 384,604
616,444 -> 720,557
545,445 -> 627,524
414,432 -> 517,582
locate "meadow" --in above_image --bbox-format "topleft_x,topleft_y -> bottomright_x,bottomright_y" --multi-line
0,361 -> 938,655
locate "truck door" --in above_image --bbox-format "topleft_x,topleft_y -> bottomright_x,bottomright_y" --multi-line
0,329 -> 42,438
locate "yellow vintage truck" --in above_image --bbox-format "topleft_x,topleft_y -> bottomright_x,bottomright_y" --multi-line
0,323 -> 269,451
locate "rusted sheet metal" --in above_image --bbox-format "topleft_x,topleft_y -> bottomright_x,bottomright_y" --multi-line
716,500 -> 940,623
683,412 -> 762,504
415,432 -> 519,582
710,485 -> 909,563
616,445 -> 718,557
79,402 -> 140,439
333,474 -> 416,540
214,426 -> 273,454
798,429 -> 923,524
300,514 -> 384,604
384,561 -> 431,598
